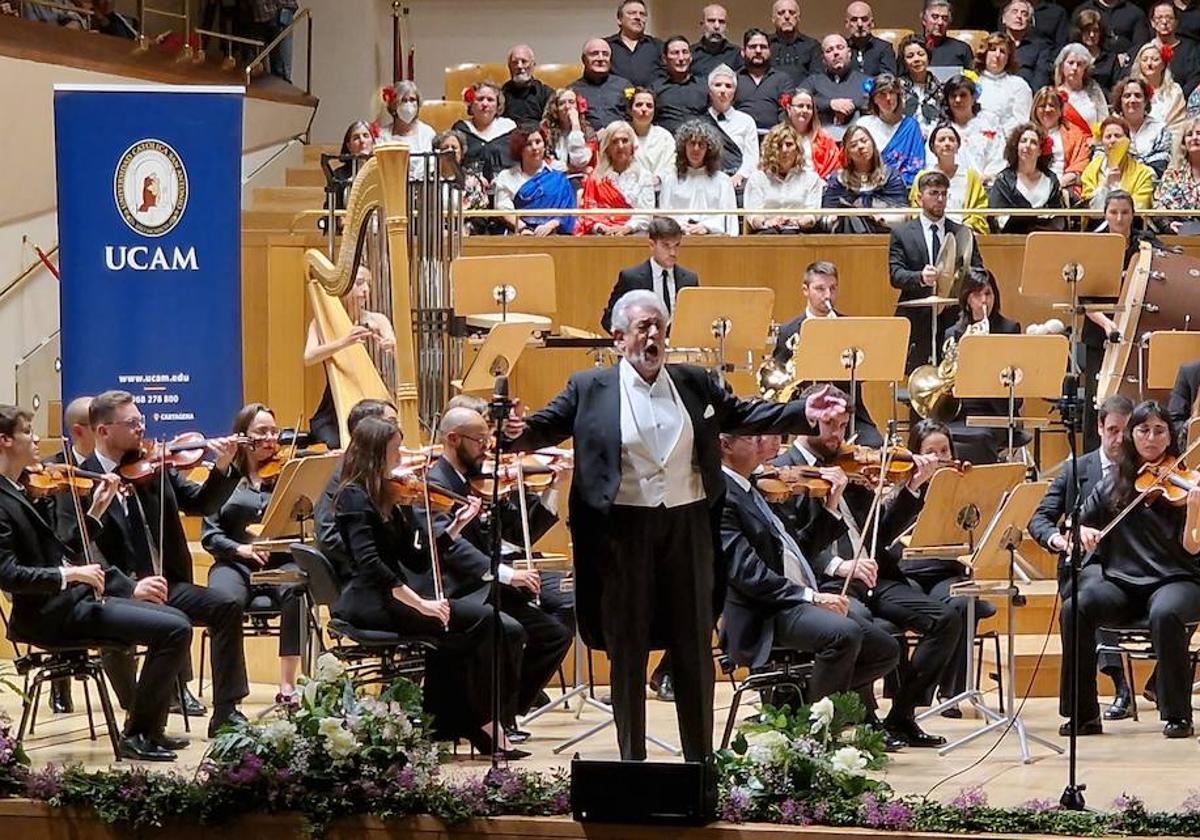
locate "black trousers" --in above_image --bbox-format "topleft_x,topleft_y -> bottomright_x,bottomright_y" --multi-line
604,502 -> 714,762
48,596 -> 192,736
498,587 -> 572,715
207,561 -> 305,657
906,565 -> 998,699
773,598 -> 899,704
1060,565 -> 1200,721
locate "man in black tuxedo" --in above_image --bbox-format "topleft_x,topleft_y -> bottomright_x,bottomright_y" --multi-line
889,171 -> 984,373
719,432 -> 900,711
505,289 -> 847,762
772,261 -> 884,447
63,390 -> 248,738
600,217 -> 699,334
0,404 -> 193,761
422,407 -> 573,728
1029,394 -> 1136,719
921,0 -> 976,69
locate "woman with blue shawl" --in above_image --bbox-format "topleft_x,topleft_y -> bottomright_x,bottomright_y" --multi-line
493,127 -> 576,235
855,73 -> 926,188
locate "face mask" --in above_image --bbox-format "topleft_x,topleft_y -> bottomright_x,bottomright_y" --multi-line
397,102 -> 419,123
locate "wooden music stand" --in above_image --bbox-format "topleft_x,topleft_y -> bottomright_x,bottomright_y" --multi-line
792,317 -> 910,438
1147,331 -> 1200,392
455,321 -> 537,394
248,452 -> 342,549
970,480 -> 1050,581
452,254 -> 556,331
956,334 -> 1069,453
900,463 -> 1026,561
670,287 -> 774,386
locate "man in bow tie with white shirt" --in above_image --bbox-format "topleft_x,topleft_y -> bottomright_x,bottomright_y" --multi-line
600,217 -> 700,334
505,289 -> 845,767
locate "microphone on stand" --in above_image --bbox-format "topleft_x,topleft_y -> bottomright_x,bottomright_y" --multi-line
489,373 -> 511,425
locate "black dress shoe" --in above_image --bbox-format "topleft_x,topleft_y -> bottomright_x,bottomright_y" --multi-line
505,727 -> 531,744
1143,686 -> 1158,706
169,688 -> 207,717
884,718 -> 946,748
49,679 -> 74,714
940,705 -> 964,719
150,733 -> 190,751
465,730 -> 531,760
1058,717 -> 1103,736
1104,684 -> 1133,721
651,673 -> 675,702
207,709 -> 247,738
119,733 -> 177,762
863,714 -> 905,752
1163,719 -> 1194,739
527,690 -> 552,713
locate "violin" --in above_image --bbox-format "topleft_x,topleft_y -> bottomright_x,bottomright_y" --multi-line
119,432 -> 250,484
753,465 -> 834,501
387,465 -> 471,512
1134,458 -> 1200,506
832,444 -> 970,483
256,441 -> 330,484
472,451 -> 569,497
23,463 -> 111,497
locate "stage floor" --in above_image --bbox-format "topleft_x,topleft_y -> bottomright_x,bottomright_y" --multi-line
3,679 -> 1198,811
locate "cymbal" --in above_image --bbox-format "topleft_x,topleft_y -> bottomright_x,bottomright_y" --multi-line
896,295 -> 957,308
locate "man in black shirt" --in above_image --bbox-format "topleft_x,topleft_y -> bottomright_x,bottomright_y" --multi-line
1076,0 -> 1151,50
803,34 -> 869,127
691,3 -> 743,78
501,44 -> 554,124
845,1 -> 898,77
735,28 -> 792,132
1002,0 -> 1054,91
922,0 -> 975,69
571,38 -> 635,132
769,0 -> 821,85
653,35 -> 710,133
605,0 -> 662,88
1031,0 -> 1070,51
1177,0 -> 1200,42
1149,1 -> 1200,95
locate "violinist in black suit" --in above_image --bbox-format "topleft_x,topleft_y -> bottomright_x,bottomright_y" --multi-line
421,406 -> 573,728
600,217 -> 700,334
772,260 -> 883,447
719,432 -> 900,707
505,289 -> 847,762
0,404 -> 192,762
888,171 -> 984,373
62,390 -> 248,738
941,270 -> 1023,465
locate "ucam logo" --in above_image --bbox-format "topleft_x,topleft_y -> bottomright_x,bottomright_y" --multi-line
104,245 -> 199,271
113,138 -> 188,237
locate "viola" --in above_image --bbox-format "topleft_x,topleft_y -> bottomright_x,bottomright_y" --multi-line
753,465 -> 834,501
23,463 -> 111,497
1134,458 -> 1200,507
118,432 -> 250,484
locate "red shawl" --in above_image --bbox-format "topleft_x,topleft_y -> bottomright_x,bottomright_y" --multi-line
574,175 -> 632,236
810,129 -> 842,181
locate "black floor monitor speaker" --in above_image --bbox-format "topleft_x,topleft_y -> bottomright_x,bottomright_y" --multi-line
570,757 -> 716,825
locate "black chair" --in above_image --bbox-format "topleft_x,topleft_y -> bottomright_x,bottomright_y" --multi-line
289,543 -> 434,688
1097,620 -> 1200,722
717,648 -> 814,749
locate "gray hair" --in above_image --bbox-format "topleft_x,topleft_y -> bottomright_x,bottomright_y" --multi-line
707,62 -> 737,87
611,289 -> 668,333
393,79 -> 422,106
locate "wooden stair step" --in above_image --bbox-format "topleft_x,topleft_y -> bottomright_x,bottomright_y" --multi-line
302,144 -> 339,163
252,185 -> 326,210
285,166 -> 328,187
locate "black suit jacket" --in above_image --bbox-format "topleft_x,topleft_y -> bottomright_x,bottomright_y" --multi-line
0,480 -> 135,642
718,471 -> 845,667
65,454 -> 238,585
419,456 -> 558,599
1028,449 -> 1105,552
600,260 -> 700,334
508,363 -> 816,648
1168,359 -> 1200,430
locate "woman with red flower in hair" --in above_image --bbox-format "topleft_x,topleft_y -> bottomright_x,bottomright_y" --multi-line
780,87 -> 840,180
450,80 -> 517,183
574,121 -> 655,236
1030,85 -> 1093,199
377,80 -> 436,180
1129,42 -> 1187,139
539,88 -> 597,176
988,122 -> 1067,233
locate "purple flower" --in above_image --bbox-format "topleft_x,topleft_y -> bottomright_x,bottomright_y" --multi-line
861,792 -> 884,827
779,798 -> 810,825
951,786 -> 988,812
550,792 -> 570,813
882,799 -> 914,829
721,786 -> 751,822
1113,793 -> 1142,811
811,802 -> 828,822
24,765 -> 62,799
1022,798 -> 1059,813
396,767 -> 416,790
1180,790 -> 1200,813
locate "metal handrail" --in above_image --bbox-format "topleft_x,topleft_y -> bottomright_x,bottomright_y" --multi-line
242,137 -> 304,185
244,7 -> 312,96
0,246 -> 57,305
135,0 -> 191,59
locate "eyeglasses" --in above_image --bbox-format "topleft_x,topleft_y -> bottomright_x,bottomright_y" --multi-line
455,433 -> 489,446
107,417 -> 145,430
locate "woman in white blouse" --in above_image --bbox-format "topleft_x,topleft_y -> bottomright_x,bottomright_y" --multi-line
1053,43 -> 1109,133
1111,76 -> 1173,178
657,119 -> 738,236
939,74 -> 1005,182
575,120 -> 656,235
378,80 -> 436,180
1128,42 -> 1187,137
744,123 -> 824,233
627,87 -> 676,188
539,87 -> 596,175
976,33 -> 1033,140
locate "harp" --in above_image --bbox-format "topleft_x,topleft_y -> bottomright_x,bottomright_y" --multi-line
305,142 -> 421,443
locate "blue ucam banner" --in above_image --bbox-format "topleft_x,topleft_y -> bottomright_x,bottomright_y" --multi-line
54,84 -> 243,437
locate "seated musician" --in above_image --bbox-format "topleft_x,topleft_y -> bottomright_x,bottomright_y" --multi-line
941,270 -> 1024,466
0,404 -> 193,762
63,390 -> 249,739
331,414 -> 530,759
1029,395 -> 1139,720
600,216 -> 700,334
1168,358 -> 1200,434
888,170 -> 984,373
421,407 -> 573,733
1063,400 -> 1200,739
770,384 -> 958,748
719,431 -> 901,730
201,403 -> 307,704
770,260 -> 883,447
303,266 -> 397,449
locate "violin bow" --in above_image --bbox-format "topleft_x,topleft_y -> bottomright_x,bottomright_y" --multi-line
156,437 -> 166,579
512,458 -> 540,607
418,413 -> 448,623
61,438 -> 103,603
839,441 -> 896,598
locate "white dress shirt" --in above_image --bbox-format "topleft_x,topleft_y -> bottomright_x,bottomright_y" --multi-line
743,167 -> 825,230
921,212 -> 947,263
634,124 -> 677,184
978,71 -> 1033,138
709,105 -> 760,179
614,359 -> 704,508
648,257 -> 680,314
492,164 -> 538,213
658,168 -> 739,235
